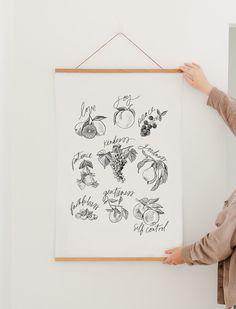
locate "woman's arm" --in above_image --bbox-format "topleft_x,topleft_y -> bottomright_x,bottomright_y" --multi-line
164,203 -> 236,265
207,87 -> 236,136
180,63 -> 236,136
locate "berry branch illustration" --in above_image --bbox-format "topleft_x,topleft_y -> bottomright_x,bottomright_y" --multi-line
97,144 -> 137,183
76,160 -> 99,190
113,95 -> 139,129
74,113 -> 107,139
137,149 -> 168,191
140,109 -> 168,137
133,197 -> 164,226
103,195 -> 128,223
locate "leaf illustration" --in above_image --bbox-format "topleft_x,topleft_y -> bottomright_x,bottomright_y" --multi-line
114,208 -> 121,216
93,115 -> 107,121
113,111 -> 119,125
137,158 -> 150,173
122,208 -> 129,220
161,110 -> 168,116
161,163 -> 168,183
139,197 -> 149,205
151,178 -> 161,191
150,204 -> 163,210
97,151 -> 112,168
127,148 -> 138,162
155,209 -> 165,214
129,108 -> 136,117
79,160 -> 93,169
72,156 -> 79,170
156,109 -> 161,116
81,116 -> 91,130
116,107 -> 126,111
109,198 -> 118,204
148,198 -> 159,204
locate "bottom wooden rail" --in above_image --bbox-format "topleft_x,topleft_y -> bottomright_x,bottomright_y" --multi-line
55,257 -> 165,262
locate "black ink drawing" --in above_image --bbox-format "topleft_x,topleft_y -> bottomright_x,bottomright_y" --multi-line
75,208 -> 98,221
140,109 -> 168,137
75,113 -> 107,139
133,197 -> 164,226
97,144 -> 137,183
137,148 -> 168,191
103,195 -> 128,223
76,160 -> 99,190
72,152 -> 92,170
113,95 -> 139,129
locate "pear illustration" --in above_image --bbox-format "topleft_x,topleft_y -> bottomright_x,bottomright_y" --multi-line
142,165 -> 157,184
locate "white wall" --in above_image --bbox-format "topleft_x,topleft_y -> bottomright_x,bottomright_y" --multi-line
3,1 -> 236,309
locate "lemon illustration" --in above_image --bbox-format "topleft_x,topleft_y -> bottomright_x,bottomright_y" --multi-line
93,120 -> 106,136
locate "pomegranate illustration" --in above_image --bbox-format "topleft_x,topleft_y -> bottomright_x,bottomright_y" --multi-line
76,160 -> 99,190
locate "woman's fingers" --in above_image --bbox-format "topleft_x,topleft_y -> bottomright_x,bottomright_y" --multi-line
183,75 -> 194,85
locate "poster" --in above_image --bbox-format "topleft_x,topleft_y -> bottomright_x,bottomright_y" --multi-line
54,71 -> 183,259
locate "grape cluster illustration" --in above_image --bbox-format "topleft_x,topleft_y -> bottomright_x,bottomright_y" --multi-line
97,144 -> 137,183
110,146 -> 128,182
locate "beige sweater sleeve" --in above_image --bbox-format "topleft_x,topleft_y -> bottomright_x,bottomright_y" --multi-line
182,200 -> 236,265
207,87 -> 236,136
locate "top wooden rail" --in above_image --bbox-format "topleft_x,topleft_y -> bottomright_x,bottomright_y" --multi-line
55,68 -> 182,73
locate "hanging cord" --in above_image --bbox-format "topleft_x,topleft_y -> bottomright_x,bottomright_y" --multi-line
75,32 -> 164,69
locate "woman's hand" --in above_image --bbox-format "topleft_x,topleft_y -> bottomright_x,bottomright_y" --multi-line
180,63 -> 213,95
163,247 -> 185,265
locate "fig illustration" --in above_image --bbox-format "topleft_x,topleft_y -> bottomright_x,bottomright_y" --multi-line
143,209 -> 160,226
81,124 -> 97,139
133,203 -> 148,220
114,108 -> 135,129
142,166 -> 157,184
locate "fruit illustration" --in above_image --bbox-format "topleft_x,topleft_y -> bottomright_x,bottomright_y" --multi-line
81,124 -> 97,139
137,149 -> 168,191
76,160 -> 99,190
114,107 -> 135,129
97,144 -> 137,183
142,165 -> 157,184
140,109 -> 168,137
133,197 -> 164,226
113,95 -> 139,129
109,207 -> 123,223
143,209 -> 160,226
75,208 -> 98,221
133,202 -> 148,220
104,196 -> 129,223
75,114 -> 107,139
